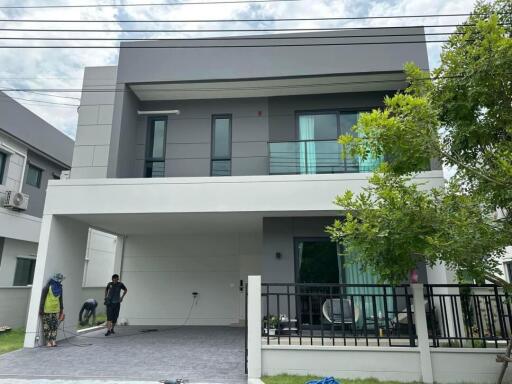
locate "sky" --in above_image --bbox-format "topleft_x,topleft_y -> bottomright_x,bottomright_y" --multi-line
0,0 -> 475,140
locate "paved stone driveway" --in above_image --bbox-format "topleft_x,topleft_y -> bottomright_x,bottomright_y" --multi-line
0,326 -> 246,383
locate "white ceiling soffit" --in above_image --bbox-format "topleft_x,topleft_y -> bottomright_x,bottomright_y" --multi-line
129,72 -> 407,101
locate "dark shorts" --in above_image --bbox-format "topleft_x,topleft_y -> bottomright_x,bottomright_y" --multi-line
106,302 -> 121,323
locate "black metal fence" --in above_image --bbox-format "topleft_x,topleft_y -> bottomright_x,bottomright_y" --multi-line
261,283 -> 416,347
425,284 -> 512,348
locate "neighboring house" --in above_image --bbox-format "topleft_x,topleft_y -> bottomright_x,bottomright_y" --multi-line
0,92 -> 116,327
24,28 -> 448,346
0,91 -> 73,288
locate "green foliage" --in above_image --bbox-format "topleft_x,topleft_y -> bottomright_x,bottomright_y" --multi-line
327,171 -> 510,284
340,3 -> 512,218
331,2 -> 512,285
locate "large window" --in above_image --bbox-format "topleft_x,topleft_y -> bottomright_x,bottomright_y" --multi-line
26,164 -> 42,188
211,115 -> 232,176
13,257 -> 36,286
145,117 -> 167,178
0,152 -> 6,184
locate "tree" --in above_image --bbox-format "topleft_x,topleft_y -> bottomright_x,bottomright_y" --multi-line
331,0 -> 512,285
329,3 -> 512,380
326,170 -> 510,285
339,0 -> 512,221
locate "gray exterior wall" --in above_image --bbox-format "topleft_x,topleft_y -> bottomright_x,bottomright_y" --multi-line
22,150 -> 64,217
262,216 -> 335,284
129,98 -> 269,178
116,28 -> 429,84
108,87 -> 140,178
107,91 -> 441,178
262,216 -> 428,285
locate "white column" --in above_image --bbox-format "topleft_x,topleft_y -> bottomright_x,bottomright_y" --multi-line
113,234 -> 124,276
412,283 -> 434,384
24,215 -> 89,348
248,275 -> 262,379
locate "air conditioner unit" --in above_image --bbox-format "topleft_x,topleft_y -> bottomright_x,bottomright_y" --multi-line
4,190 -> 29,211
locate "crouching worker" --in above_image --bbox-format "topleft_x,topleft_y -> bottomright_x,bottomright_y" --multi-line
104,274 -> 127,336
79,298 -> 98,326
39,273 -> 65,347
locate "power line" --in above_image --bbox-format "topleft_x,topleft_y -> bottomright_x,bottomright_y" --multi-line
13,90 -> 82,100
0,0 -> 301,9
0,39 -> 451,48
0,32 -> 460,41
1,96 -> 79,107
0,24 -> 479,33
0,13 -> 482,23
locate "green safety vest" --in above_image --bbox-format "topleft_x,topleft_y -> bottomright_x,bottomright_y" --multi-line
44,286 -> 60,314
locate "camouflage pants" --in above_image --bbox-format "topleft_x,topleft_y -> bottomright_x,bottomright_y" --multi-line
42,313 -> 59,342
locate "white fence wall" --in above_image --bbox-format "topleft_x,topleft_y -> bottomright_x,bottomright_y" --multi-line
247,278 -> 512,384
0,287 -> 30,328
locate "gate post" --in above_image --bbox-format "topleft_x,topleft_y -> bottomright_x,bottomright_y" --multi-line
248,275 -> 262,379
412,283 -> 434,384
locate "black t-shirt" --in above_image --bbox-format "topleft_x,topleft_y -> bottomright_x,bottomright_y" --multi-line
106,282 -> 126,304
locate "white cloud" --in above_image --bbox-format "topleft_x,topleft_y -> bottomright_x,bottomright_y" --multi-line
0,0 -> 474,139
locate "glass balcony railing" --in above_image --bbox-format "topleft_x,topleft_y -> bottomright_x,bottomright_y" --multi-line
268,139 -> 382,175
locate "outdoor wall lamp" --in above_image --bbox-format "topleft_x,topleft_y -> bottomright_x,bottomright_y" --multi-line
137,110 -> 180,115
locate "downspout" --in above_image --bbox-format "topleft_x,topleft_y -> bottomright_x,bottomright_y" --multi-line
1,142 -> 27,192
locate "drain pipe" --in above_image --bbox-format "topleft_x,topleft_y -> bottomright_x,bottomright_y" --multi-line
0,142 -> 27,192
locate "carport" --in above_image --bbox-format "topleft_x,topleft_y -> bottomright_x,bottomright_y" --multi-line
0,326 -> 246,383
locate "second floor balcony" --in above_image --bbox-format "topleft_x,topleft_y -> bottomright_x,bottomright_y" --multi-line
269,139 -> 382,175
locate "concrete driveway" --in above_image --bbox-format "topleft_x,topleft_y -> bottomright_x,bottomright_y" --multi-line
0,326 -> 246,383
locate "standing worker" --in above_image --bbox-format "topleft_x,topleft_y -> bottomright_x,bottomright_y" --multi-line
39,273 -> 65,347
104,274 -> 127,336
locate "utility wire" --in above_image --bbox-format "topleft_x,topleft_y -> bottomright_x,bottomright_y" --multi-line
0,24 -> 483,33
0,39 -> 452,48
0,96 -> 79,107
0,0 -> 301,9
0,13 -> 486,23
5,89 -> 82,100
0,32 -> 461,41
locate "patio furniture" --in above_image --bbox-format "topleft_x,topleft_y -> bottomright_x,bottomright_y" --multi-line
321,298 -> 360,329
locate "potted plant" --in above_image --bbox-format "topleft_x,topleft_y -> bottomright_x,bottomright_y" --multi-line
263,315 -> 279,336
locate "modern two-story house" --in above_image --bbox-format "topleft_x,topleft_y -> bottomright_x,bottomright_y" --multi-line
24,28 -> 449,347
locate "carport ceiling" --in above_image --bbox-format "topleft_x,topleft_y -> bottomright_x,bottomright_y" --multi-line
130,72 -> 407,100
66,211 -> 337,236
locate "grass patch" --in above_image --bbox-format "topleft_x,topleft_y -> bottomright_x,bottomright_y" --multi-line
77,313 -> 107,330
262,375 -> 413,384
0,328 -> 24,355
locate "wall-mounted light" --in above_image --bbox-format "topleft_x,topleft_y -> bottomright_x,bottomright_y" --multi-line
275,252 -> 282,260
137,110 -> 180,115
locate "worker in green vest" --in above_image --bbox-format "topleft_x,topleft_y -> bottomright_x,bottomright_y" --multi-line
39,273 -> 65,347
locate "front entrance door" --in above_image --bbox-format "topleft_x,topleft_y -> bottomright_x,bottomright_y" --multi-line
294,237 -> 340,325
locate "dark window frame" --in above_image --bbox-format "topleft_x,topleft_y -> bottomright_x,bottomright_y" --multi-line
210,114 -> 232,176
144,116 -> 167,178
26,163 -> 43,188
294,108 -> 372,140
0,151 -> 6,184
13,256 -> 36,286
